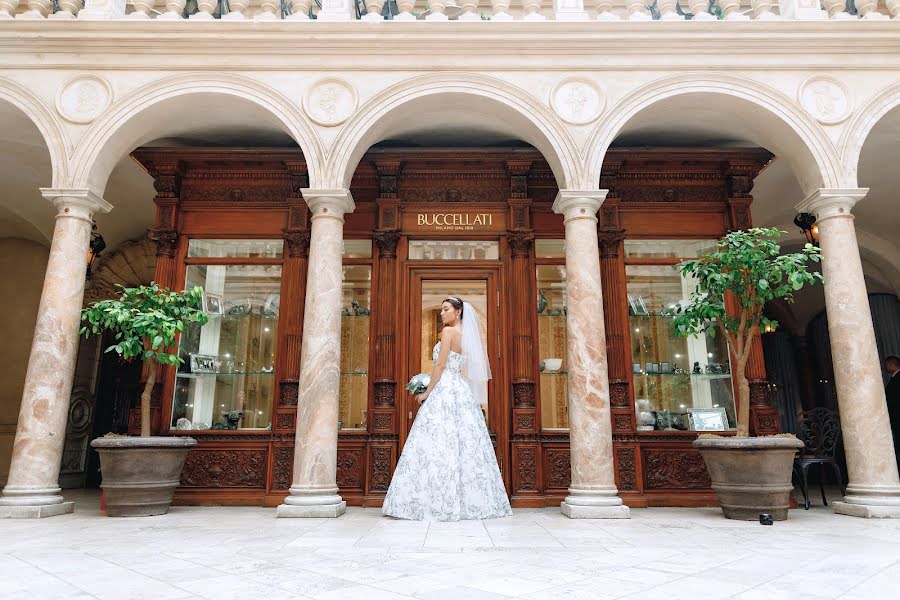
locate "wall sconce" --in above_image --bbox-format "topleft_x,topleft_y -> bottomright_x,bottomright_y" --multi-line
86,221 -> 106,281
794,212 -> 819,247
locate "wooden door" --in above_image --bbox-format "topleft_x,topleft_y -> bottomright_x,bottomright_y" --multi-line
403,266 -> 508,485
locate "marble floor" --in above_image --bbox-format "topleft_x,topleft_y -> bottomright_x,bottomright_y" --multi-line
1,490 -> 899,600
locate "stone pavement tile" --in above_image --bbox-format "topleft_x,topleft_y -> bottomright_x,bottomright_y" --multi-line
417,585 -> 514,600
517,574 -> 651,600
464,574 -> 558,597
731,569 -> 872,600
423,532 -> 495,548
837,560 -> 900,599
355,532 -> 427,548
619,574 -> 752,600
373,573 -> 463,596
172,573 -> 302,600
311,583 -> 417,600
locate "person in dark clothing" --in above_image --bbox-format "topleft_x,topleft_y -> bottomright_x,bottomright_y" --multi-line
885,355 -> 900,470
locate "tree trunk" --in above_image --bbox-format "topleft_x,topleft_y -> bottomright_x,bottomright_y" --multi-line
736,369 -> 751,437
140,361 -> 157,438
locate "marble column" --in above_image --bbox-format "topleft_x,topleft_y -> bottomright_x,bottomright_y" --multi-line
277,189 -> 354,518
797,188 -> 900,518
553,191 -> 629,519
0,189 -> 112,518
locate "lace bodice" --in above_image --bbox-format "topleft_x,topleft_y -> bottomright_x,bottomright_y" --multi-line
433,341 -> 464,373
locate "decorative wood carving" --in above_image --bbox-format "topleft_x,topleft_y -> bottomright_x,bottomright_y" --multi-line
506,230 -> 534,258
275,412 -> 295,431
614,413 -> 632,432
272,446 -> 293,490
279,381 -> 299,407
643,449 -> 711,489
598,229 -> 625,258
516,412 -> 536,432
283,230 -> 311,258
336,448 -> 364,489
369,446 -> 392,492
148,229 -> 178,259
513,381 -> 536,409
373,412 -> 392,431
617,187 -> 725,204
545,448 -> 571,490
181,450 -> 267,488
615,446 -> 637,491
374,230 -> 400,258
374,381 -> 395,408
609,380 -> 630,408
515,445 -> 538,492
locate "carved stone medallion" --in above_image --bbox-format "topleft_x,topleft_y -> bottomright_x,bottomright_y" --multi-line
303,78 -> 357,127
56,75 -> 113,124
550,78 -> 604,125
798,76 -> 851,125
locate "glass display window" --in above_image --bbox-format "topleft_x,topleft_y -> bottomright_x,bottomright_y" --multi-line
626,260 -> 736,432
172,260 -> 282,431
536,241 -> 568,429
408,240 -> 499,261
339,243 -> 372,430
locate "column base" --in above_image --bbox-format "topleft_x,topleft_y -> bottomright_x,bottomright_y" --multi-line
833,501 -> 900,519
0,501 -> 74,519
276,486 -> 346,518
561,501 -> 630,519
561,487 -> 630,519
276,501 -> 347,518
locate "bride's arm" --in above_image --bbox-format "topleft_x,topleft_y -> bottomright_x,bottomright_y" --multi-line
416,328 -> 455,404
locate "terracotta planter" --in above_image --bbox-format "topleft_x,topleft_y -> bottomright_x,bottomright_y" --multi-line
693,436 -> 803,521
90,436 -> 197,517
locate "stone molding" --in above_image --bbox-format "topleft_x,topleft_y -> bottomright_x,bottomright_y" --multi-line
300,188 -> 355,218
796,187 -> 869,222
552,190 -> 608,221
41,188 -> 113,221
839,81 -> 900,187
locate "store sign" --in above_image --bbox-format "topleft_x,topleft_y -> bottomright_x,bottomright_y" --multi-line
406,211 -> 505,232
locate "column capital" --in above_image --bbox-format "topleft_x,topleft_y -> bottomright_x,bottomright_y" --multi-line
552,190 -> 609,222
795,188 -> 868,223
40,188 -> 112,221
301,188 -> 355,220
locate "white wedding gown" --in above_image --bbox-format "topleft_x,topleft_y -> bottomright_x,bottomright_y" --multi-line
382,342 -> 512,521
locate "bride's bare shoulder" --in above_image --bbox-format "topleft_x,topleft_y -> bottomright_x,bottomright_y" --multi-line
440,326 -> 462,349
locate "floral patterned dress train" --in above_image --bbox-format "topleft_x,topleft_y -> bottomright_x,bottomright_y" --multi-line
382,342 -> 512,521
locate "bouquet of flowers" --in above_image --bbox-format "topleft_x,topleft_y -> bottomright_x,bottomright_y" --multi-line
405,373 -> 431,395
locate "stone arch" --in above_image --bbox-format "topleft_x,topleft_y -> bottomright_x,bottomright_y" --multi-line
327,73 -> 581,190
585,74 -> 842,195
840,82 -> 900,188
70,73 -> 325,194
0,76 -> 70,187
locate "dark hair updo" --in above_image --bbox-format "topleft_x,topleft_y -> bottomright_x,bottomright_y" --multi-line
443,296 -> 464,319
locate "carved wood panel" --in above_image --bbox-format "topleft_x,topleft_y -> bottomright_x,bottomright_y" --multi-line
369,446 -> 393,493
513,444 -> 538,493
272,446 -> 293,490
180,449 -> 267,488
336,448 -> 365,490
544,447 -> 571,491
615,446 -> 638,492
642,449 -> 711,490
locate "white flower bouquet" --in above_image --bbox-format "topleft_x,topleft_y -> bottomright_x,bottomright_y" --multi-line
405,373 -> 431,395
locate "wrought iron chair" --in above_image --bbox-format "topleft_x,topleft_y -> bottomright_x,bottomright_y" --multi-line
793,408 -> 845,510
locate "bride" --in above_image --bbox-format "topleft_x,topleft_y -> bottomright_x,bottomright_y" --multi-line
382,296 -> 512,521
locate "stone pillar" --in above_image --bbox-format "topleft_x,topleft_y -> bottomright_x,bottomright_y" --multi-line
0,189 -> 112,518
553,191 -> 629,519
277,189 -> 354,518
796,188 -> 900,518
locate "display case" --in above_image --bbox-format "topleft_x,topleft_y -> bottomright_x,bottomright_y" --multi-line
625,247 -> 736,432
171,245 -> 283,431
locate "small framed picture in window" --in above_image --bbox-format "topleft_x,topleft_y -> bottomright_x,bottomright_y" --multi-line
632,363 -> 642,374
646,362 -> 659,375
688,407 -> 729,431
660,362 -> 671,374
202,293 -> 223,315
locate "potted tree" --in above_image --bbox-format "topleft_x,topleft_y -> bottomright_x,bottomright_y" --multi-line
82,283 -> 208,517
668,228 -> 822,520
